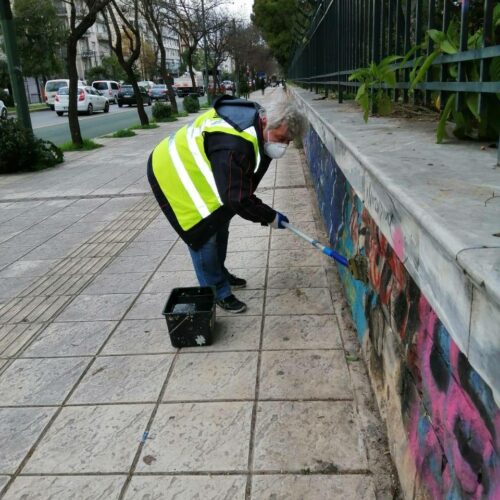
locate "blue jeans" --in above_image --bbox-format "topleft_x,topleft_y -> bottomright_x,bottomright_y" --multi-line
188,222 -> 231,300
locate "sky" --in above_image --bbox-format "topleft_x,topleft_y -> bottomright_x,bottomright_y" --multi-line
226,0 -> 254,21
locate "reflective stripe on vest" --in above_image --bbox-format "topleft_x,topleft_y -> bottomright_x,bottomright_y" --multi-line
151,109 -> 261,231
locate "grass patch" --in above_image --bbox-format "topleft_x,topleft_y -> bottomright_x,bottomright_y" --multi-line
112,128 -> 136,138
7,103 -> 47,113
128,122 -> 160,130
59,139 -> 103,152
175,111 -> 188,117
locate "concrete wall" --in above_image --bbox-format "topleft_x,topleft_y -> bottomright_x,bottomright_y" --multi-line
297,96 -> 500,499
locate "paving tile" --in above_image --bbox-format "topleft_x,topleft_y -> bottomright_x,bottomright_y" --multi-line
69,354 -> 173,404
217,289 -> 264,317
0,358 -> 89,405
137,402 -> 253,472
265,288 -> 333,315
225,251 -> 268,269
22,321 -> 116,357
270,233 -> 316,250
3,475 -> 125,500
135,228 -> 179,242
164,352 -> 258,401
0,277 -> 36,300
125,293 -> 165,320
0,259 -> 59,278
228,236 -> 269,252
262,315 -> 342,349
120,241 -> 174,257
251,474 -> 375,499
57,294 -> 137,322
229,268 -> 266,290
23,404 -> 153,473
259,350 -> 351,399
143,270 -> 198,294
125,476 -> 246,500
230,225 -> 270,239
102,319 -> 175,354
267,266 -> 328,288
157,253 -> 194,272
82,272 -> 151,295
184,315 -> 262,351
0,476 -> 8,490
268,249 -> 331,268
102,255 -> 164,274
0,407 -> 56,473
253,401 -> 367,471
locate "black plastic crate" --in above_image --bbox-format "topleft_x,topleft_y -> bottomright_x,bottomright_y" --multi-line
163,287 -> 215,348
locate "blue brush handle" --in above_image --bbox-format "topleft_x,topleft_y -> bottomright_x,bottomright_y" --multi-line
282,222 -> 349,268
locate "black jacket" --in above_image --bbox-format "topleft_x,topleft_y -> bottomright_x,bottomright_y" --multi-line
148,95 -> 276,250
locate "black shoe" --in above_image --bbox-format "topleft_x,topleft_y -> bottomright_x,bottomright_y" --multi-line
216,294 -> 247,313
227,273 -> 247,289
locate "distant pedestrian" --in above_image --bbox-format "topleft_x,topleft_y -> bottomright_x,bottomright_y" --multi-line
260,77 -> 266,95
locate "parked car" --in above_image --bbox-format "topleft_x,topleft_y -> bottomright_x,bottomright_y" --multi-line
44,79 -> 85,110
222,80 -> 234,91
137,80 -> 155,92
0,100 -> 7,120
54,86 -> 110,116
150,84 -> 169,101
117,85 -> 152,107
92,80 -> 120,103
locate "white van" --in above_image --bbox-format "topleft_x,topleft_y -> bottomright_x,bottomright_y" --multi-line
92,80 -> 121,104
44,79 -> 85,110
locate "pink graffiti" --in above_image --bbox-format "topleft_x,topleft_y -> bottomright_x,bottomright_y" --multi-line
391,226 -> 405,261
406,297 -> 500,499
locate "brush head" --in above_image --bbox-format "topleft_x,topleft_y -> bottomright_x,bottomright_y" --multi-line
348,255 -> 369,284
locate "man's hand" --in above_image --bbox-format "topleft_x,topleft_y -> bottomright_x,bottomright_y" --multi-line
270,212 -> 289,229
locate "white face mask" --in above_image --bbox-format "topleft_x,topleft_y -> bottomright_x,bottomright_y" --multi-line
264,130 -> 288,159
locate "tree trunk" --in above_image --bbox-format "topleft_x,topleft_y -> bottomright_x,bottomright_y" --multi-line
187,51 -> 196,89
128,72 -> 148,125
159,43 -> 178,114
67,36 -> 82,147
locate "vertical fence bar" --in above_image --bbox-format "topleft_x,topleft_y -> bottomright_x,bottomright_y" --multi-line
414,0 -> 423,103
337,0 -> 343,102
388,0 -> 394,54
439,0 -> 451,111
380,0 -> 386,58
403,0 -> 411,102
394,0 -> 402,101
478,0 -> 493,115
424,0 -> 436,106
456,0 -> 469,110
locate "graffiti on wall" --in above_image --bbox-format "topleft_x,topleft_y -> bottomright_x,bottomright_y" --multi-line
304,126 -> 500,499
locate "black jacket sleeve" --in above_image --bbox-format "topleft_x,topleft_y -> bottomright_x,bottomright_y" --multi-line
205,133 -> 276,225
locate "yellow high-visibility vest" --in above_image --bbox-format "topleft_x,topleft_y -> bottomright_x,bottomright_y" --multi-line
151,108 -> 261,231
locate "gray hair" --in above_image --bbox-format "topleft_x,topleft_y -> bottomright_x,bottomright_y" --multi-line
260,101 -> 308,143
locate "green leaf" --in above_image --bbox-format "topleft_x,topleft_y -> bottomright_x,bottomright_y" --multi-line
355,83 -> 366,101
428,29 -> 446,44
358,92 -> 370,122
382,69 -> 396,88
494,4 -> 500,27
410,53 -> 436,89
379,55 -> 403,68
436,94 -> 455,144
490,57 -> 500,82
449,63 -> 458,78
440,40 -> 458,54
400,45 -> 418,68
465,94 -> 480,121
447,17 -> 460,47
377,91 -> 392,116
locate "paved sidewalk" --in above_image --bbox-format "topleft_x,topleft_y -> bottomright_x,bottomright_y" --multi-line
0,90 -> 395,499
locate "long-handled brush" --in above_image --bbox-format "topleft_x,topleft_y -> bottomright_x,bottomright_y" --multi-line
282,222 -> 369,283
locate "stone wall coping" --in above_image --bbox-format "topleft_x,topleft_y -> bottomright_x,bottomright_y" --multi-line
291,87 -> 500,404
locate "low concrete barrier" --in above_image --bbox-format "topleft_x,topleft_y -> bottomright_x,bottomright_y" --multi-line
290,87 -> 500,498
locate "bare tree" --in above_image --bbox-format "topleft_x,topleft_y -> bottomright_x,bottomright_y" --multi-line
164,0 -> 223,90
104,0 -> 149,125
205,10 -> 231,93
63,0 -> 112,147
139,0 -> 177,113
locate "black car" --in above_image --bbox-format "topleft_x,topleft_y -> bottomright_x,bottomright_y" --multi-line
117,85 -> 152,107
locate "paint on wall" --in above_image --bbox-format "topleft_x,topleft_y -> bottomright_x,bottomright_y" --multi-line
304,125 -> 500,499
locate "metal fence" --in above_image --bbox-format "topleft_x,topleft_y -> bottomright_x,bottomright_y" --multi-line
288,0 -> 500,131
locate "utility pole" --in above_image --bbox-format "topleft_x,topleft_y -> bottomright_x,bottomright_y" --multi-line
232,18 -> 239,97
0,0 -> 32,129
200,0 -> 210,104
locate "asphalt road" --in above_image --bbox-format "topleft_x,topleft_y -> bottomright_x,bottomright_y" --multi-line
32,104 -> 153,145
32,99 -> 184,145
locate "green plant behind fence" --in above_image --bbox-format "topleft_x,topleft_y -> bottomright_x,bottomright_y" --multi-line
183,95 -> 200,113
